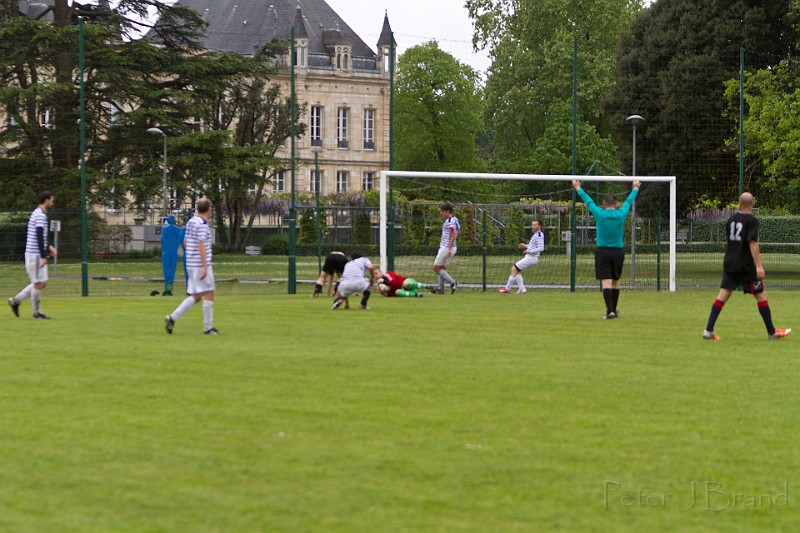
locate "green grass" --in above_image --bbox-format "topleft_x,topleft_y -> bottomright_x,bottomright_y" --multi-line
1,290 -> 799,532
2,251 -> 799,298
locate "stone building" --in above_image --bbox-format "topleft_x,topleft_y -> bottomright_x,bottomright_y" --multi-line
174,0 -> 396,196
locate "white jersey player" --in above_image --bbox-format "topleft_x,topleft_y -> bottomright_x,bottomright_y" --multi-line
164,198 -> 220,335
8,191 -> 57,319
498,219 -> 545,294
331,253 -> 376,310
433,202 -> 460,294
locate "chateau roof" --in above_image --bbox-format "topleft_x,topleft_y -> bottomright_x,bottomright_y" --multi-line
170,0 -> 379,59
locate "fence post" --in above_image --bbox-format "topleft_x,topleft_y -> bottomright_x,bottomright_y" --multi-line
482,208 -> 487,291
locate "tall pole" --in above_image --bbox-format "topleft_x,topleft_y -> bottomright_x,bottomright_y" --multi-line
162,134 -> 168,218
288,27 -> 297,294
739,47 -> 745,196
79,17 -> 88,297
570,39 -> 578,292
626,114 -> 645,285
388,33 -> 396,272
315,152 -> 321,273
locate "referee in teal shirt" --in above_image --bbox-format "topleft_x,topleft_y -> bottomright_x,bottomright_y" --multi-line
572,179 -> 640,319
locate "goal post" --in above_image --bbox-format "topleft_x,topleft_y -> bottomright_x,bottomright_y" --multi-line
379,171 -> 678,292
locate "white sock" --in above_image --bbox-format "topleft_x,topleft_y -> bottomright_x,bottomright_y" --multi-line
439,269 -> 455,285
505,275 -> 515,291
171,296 -> 196,321
517,275 -> 525,290
31,289 -> 41,313
202,300 -> 213,331
14,284 -> 33,303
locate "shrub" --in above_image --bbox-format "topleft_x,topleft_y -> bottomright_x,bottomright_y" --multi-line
263,234 -> 289,255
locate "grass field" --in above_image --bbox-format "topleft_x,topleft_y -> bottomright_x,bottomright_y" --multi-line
1,251 -> 799,298
1,290 -> 798,532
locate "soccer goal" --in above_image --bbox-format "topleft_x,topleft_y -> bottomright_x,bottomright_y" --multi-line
378,171 -> 677,292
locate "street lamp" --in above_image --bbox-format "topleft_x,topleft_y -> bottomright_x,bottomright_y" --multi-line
625,114 -> 644,283
147,127 -> 168,218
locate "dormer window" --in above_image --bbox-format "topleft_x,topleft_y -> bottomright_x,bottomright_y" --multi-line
335,45 -> 351,71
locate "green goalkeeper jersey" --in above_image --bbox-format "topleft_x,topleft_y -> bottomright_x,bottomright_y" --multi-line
576,187 -> 638,249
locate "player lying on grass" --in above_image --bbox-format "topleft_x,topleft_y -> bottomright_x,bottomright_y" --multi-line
375,270 -> 432,297
331,252 -> 377,310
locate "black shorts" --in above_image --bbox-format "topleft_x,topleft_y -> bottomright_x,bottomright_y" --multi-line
322,252 -> 348,276
721,271 -> 764,294
595,247 -> 624,281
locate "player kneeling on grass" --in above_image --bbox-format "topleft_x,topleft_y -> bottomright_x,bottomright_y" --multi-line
312,251 -> 348,297
332,252 -> 376,310
703,192 -> 791,341
498,218 -> 544,294
376,271 -> 431,297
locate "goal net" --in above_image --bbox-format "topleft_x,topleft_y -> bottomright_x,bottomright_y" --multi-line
378,171 -> 677,292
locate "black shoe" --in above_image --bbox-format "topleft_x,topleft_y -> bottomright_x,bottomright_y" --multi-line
32,312 -> 51,320
8,298 -> 19,318
331,297 -> 344,310
602,312 -> 617,320
165,315 -> 175,334
162,290 -> 172,296
450,281 -> 458,294
204,327 -> 221,335
415,292 -> 424,298
359,304 -> 370,310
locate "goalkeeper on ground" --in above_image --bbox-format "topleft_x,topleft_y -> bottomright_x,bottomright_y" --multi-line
375,270 -> 431,298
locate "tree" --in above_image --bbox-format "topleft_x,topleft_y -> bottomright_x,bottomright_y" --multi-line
606,0 -> 798,214
0,0 -> 207,208
394,41 -> 487,201
467,0 -> 642,186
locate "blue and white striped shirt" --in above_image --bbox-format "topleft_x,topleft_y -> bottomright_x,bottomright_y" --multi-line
341,257 -> 372,281
440,216 -> 460,248
184,215 -> 212,268
25,206 -> 48,256
526,230 -> 545,258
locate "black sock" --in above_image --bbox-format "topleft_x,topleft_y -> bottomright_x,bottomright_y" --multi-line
313,283 -> 322,294
611,288 -> 620,312
706,299 -> 724,331
758,300 -> 775,335
602,289 -> 613,314
361,290 -> 371,307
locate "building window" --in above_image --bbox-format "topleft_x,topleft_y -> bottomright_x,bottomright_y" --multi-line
363,108 -> 375,150
336,46 -> 351,71
310,106 -> 322,147
310,169 -> 323,193
169,188 -> 179,209
362,172 -> 375,191
337,107 -> 349,148
272,171 -> 285,193
336,171 -> 349,193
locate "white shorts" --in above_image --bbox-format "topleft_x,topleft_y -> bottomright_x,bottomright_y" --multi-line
25,253 -> 48,283
434,246 -> 457,267
187,265 -> 215,295
337,277 -> 370,297
514,254 -> 539,272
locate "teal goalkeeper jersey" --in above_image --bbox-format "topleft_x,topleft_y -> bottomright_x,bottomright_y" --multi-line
576,188 -> 639,248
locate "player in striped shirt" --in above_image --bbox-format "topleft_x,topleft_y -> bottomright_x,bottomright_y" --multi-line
498,219 -> 545,294
432,202 -> 460,294
8,191 -> 57,319
331,252 -> 377,310
164,198 -> 220,335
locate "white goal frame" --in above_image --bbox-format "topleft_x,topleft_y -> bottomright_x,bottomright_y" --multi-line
379,171 -> 678,292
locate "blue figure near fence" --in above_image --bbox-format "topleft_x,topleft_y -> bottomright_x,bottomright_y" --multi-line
160,215 -> 182,296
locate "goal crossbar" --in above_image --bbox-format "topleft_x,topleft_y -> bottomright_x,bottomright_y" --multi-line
379,171 -> 678,292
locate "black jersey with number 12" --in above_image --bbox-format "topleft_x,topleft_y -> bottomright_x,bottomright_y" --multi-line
723,212 -> 759,275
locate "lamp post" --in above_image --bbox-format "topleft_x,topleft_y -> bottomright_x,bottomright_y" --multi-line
625,114 -> 644,283
147,127 -> 168,218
